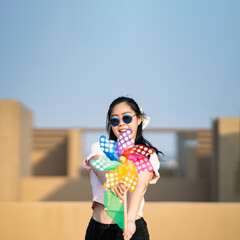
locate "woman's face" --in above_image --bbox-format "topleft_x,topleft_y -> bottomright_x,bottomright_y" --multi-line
110,102 -> 142,141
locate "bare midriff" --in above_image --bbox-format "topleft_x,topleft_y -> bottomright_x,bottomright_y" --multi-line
92,202 -> 141,224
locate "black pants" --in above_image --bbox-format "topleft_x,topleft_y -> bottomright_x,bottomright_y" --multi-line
85,217 -> 149,240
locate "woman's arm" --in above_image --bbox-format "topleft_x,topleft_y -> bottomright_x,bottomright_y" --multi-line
89,155 -> 106,185
123,170 -> 153,240
127,170 -> 153,220
112,170 -> 153,240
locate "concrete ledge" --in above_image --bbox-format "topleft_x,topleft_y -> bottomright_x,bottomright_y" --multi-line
21,177 -> 210,201
0,202 -> 240,240
20,177 -> 92,201
144,202 -> 240,240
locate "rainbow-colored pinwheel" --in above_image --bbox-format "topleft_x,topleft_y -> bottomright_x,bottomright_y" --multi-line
90,129 -> 155,229
91,129 -> 155,190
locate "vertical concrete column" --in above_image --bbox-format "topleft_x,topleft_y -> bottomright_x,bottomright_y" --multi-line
217,118 -> 240,201
176,133 -> 186,177
212,119 -> 219,201
67,129 -> 82,178
187,148 -> 198,179
0,100 -> 32,201
177,132 -> 198,179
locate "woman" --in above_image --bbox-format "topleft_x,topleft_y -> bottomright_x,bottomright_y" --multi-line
84,96 -> 162,240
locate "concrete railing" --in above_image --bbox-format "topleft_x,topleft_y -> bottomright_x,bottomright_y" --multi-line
0,202 -> 240,240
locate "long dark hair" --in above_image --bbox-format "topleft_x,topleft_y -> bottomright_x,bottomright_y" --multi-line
106,96 -> 164,159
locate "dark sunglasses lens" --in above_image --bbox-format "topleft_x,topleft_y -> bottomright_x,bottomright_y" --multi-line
110,117 -> 119,126
123,115 -> 132,124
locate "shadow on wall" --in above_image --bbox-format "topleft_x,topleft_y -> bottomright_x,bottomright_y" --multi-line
220,133 -> 240,201
145,178 -> 210,202
43,178 -> 92,201
33,138 -> 67,176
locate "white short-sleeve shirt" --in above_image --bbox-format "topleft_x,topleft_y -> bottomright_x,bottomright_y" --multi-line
83,142 -> 160,216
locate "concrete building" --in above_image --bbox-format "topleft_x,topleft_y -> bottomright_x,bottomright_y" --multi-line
0,100 -> 240,240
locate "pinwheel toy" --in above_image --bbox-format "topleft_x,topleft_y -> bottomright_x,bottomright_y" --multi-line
90,129 -> 155,233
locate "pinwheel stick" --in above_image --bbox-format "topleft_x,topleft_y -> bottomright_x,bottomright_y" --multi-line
123,191 -> 127,239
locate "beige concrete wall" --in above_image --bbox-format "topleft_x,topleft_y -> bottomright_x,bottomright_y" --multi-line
0,100 -> 32,201
145,178 -> 210,201
31,128 -> 82,178
19,102 -> 33,177
1,99 -> 238,204
32,130 -> 68,176
19,103 -> 32,178
67,129 -> 82,178
0,202 -> 239,240
216,118 -> 240,201
20,177 -> 209,201
20,177 -> 92,201
177,131 -> 212,179
144,202 -> 240,240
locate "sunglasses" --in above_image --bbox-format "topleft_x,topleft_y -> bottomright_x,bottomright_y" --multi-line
110,114 -> 137,127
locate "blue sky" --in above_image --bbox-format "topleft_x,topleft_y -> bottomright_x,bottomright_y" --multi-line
1,0 -> 239,129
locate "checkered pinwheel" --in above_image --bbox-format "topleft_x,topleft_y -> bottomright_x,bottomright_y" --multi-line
90,129 -> 155,229
91,129 -> 155,191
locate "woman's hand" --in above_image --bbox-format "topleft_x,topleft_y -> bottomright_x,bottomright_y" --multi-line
111,182 -> 128,200
123,219 -> 136,240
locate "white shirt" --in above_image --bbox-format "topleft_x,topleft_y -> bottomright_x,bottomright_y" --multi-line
83,142 -> 160,216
